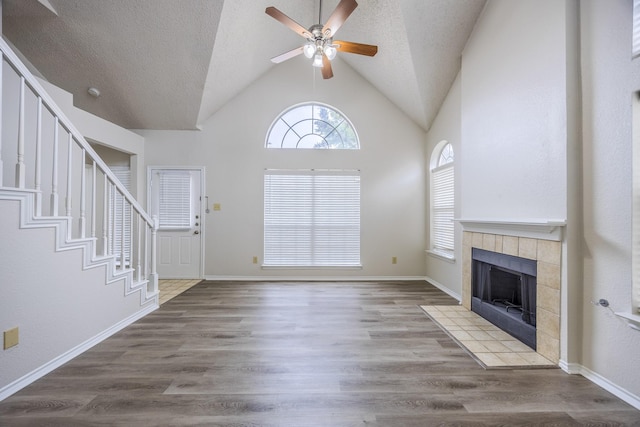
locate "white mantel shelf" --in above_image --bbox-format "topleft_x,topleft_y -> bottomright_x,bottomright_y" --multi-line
456,219 -> 567,241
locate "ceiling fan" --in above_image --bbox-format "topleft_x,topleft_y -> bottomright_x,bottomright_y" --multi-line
266,0 -> 378,79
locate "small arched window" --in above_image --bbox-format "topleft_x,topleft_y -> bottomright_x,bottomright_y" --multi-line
266,102 -> 359,149
431,142 -> 455,259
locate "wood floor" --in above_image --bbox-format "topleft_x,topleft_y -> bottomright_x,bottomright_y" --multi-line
1,281 -> 639,426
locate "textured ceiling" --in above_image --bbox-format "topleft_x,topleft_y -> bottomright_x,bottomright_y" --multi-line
3,0 -> 486,131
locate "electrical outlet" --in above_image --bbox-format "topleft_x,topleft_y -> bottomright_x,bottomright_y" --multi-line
252,256 -> 258,264
392,256 -> 397,264
4,327 -> 19,350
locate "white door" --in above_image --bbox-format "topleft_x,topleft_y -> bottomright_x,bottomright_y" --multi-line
148,167 -> 203,279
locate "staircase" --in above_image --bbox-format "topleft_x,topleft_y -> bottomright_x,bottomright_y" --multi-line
0,38 -> 158,398
0,37 -> 158,303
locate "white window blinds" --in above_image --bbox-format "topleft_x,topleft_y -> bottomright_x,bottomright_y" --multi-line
111,166 -> 131,265
634,0 -> 640,58
432,164 -> 454,256
264,170 -> 361,267
158,171 -> 192,229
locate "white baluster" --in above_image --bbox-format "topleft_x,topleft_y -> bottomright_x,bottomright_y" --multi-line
121,191 -> 126,270
79,148 -> 86,238
91,161 -> 97,259
34,97 -> 43,216
144,222 -> 149,282
50,118 -> 59,216
129,203 -> 134,272
102,173 -> 108,256
15,76 -> 26,188
108,182 -> 115,255
150,215 -> 159,295
65,133 -> 73,218
137,214 -> 142,282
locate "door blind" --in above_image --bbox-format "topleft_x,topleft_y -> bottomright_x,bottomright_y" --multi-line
264,170 -> 361,267
158,171 -> 192,229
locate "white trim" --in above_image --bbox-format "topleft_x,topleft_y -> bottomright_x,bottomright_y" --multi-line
425,275 -> 462,301
426,249 -> 456,263
614,311 -> 640,331
261,265 -> 363,270
457,219 -> 566,241
265,101 -> 360,149
0,304 -> 157,401
559,361 -> 640,410
205,275 -> 428,282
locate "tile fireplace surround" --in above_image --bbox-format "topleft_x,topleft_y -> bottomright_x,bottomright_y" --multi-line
462,231 -> 561,364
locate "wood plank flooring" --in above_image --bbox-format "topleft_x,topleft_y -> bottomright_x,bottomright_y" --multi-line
1,280 -> 639,426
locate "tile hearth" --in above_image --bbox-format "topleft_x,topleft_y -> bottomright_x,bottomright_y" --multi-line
421,305 -> 555,369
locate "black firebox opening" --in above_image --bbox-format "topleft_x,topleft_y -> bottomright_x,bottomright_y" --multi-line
471,248 -> 537,350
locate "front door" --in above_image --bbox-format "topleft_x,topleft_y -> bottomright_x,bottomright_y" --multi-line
148,167 -> 203,279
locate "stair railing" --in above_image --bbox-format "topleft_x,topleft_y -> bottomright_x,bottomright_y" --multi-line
0,37 -> 158,300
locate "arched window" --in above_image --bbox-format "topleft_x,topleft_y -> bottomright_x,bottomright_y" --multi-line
266,102 -> 359,149
431,142 -> 455,258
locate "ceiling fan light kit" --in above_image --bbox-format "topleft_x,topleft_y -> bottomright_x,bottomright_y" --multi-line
266,0 -> 378,79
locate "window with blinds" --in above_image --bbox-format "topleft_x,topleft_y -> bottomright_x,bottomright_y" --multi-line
431,143 -> 455,258
634,0 -> 640,58
264,170 -> 361,267
158,171 -> 192,229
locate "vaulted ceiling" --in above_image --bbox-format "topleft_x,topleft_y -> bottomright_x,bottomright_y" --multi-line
3,0 -> 486,132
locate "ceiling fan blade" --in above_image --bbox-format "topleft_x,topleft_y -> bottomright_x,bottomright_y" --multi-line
265,6 -> 311,39
271,46 -> 304,63
334,40 -> 378,56
321,0 -> 358,38
322,54 -> 333,79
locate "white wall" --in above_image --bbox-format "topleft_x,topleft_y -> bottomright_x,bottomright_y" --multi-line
0,200 -> 147,397
579,0 -> 640,402
425,73 -> 462,298
37,78 -> 145,199
141,57 -> 427,279
460,0 -> 568,222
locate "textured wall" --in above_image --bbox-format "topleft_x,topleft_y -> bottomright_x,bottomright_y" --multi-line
579,0 -> 640,401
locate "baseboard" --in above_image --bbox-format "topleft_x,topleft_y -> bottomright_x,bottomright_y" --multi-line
425,275 -> 462,302
0,304 -> 157,401
559,360 -> 640,410
204,275 -> 428,282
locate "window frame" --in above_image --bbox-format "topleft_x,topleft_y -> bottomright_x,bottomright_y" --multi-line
263,169 -> 362,268
265,102 -> 360,150
429,141 -> 455,261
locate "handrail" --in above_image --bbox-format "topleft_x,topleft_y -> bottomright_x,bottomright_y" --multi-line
0,37 -> 152,224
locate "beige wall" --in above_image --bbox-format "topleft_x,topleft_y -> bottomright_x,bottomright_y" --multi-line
141,57 -> 428,279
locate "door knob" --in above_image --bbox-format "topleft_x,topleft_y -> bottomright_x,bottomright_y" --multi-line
194,230 -> 199,235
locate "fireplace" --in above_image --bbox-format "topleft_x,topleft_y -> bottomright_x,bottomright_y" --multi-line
471,248 -> 537,349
